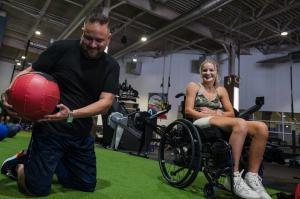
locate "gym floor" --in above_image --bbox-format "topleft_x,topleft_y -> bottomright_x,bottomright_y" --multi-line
263,162 -> 299,193
146,146 -> 300,193
0,132 -> 295,199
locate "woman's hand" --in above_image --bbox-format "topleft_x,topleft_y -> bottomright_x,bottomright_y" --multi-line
200,107 -> 215,114
39,104 -> 71,122
200,107 -> 224,116
215,109 -> 224,116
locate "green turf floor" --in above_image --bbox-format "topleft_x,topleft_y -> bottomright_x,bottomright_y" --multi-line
0,132 -> 280,199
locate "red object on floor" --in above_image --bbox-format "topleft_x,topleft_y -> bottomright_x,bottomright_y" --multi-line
296,183 -> 300,199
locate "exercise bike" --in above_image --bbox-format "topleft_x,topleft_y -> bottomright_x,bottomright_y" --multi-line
108,102 -> 171,158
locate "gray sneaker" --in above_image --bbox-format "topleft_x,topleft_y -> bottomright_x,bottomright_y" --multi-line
245,172 -> 272,199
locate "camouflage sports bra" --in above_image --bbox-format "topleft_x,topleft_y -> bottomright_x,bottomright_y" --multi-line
194,83 -> 223,111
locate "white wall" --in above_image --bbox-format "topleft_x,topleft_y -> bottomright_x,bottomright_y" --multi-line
219,49 -> 300,113
0,61 -> 14,93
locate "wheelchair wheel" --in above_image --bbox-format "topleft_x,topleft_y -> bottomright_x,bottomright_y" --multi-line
178,118 -> 203,187
204,184 -> 216,199
159,119 -> 201,188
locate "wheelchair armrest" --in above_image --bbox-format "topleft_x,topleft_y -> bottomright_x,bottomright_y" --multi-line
175,93 -> 185,99
238,96 -> 264,119
239,104 -> 263,119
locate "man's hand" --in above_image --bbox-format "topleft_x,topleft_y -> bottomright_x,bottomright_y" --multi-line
1,90 -> 18,117
39,104 -> 71,122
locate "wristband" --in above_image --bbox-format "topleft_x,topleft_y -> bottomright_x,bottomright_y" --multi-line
67,111 -> 74,123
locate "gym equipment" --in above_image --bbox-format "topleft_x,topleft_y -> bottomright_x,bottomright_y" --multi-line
108,103 -> 171,158
119,79 -> 139,99
108,112 -> 128,150
6,123 -> 21,138
158,94 -> 265,197
0,123 -> 8,141
296,183 -> 300,199
8,72 -> 60,120
277,183 -> 300,199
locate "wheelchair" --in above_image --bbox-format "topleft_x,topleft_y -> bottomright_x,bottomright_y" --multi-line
158,94 -> 264,198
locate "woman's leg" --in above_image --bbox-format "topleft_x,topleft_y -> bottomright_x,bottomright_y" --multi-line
202,117 -> 262,199
209,117 -> 248,172
245,121 -> 269,173
245,121 -> 271,199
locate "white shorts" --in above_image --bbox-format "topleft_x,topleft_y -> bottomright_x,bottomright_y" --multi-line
193,116 -> 213,129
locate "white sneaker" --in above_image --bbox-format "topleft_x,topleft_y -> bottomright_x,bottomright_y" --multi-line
224,170 -> 261,199
245,172 -> 272,199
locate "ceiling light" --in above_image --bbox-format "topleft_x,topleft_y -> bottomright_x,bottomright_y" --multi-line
21,56 -> 26,59
132,58 -> 137,62
280,31 -> 288,36
35,30 -> 41,35
141,36 -> 147,42
16,62 -> 21,66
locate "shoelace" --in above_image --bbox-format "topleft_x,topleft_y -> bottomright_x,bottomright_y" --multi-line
234,170 -> 252,192
249,174 -> 264,191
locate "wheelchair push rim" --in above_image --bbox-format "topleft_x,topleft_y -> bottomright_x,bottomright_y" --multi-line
158,119 -> 202,188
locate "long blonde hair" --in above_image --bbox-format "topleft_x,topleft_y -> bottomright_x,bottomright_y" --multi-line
199,58 -> 220,88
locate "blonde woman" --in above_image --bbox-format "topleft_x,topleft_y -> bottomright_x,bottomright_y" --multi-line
185,59 -> 271,199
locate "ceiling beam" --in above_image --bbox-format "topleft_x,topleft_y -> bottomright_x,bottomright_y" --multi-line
205,17 -> 256,40
242,27 -> 300,47
112,11 -> 146,36
0,1 -> 67,27
110,13 -> 210,53
226,4 -> 300,45
26,0 -> 52,41
63,0 -> 84,7
0,0 -> 38,18
113,0 -> 233,59
124,0 -> 233,45
173,38 -> 207,52
262,44 -> 300,54
233,1 -> 300,31
57,0 -> 104,40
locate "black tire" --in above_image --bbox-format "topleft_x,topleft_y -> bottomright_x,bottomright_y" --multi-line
158,119 -> 200,188
204,184 -> 216,199
177,119 -> 202,187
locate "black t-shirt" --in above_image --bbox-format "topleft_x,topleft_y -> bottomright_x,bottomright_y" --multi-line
32,40 -> 120,136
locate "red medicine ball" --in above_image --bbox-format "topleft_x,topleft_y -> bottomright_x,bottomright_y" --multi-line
8,72 -> 60,121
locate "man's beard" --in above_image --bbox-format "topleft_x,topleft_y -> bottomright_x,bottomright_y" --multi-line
81,45 -> 104,59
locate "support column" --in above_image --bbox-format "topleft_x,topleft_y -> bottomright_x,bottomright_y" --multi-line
0,11 -> 7,47
224,74 -> 239,111
224,42 -> 239,110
